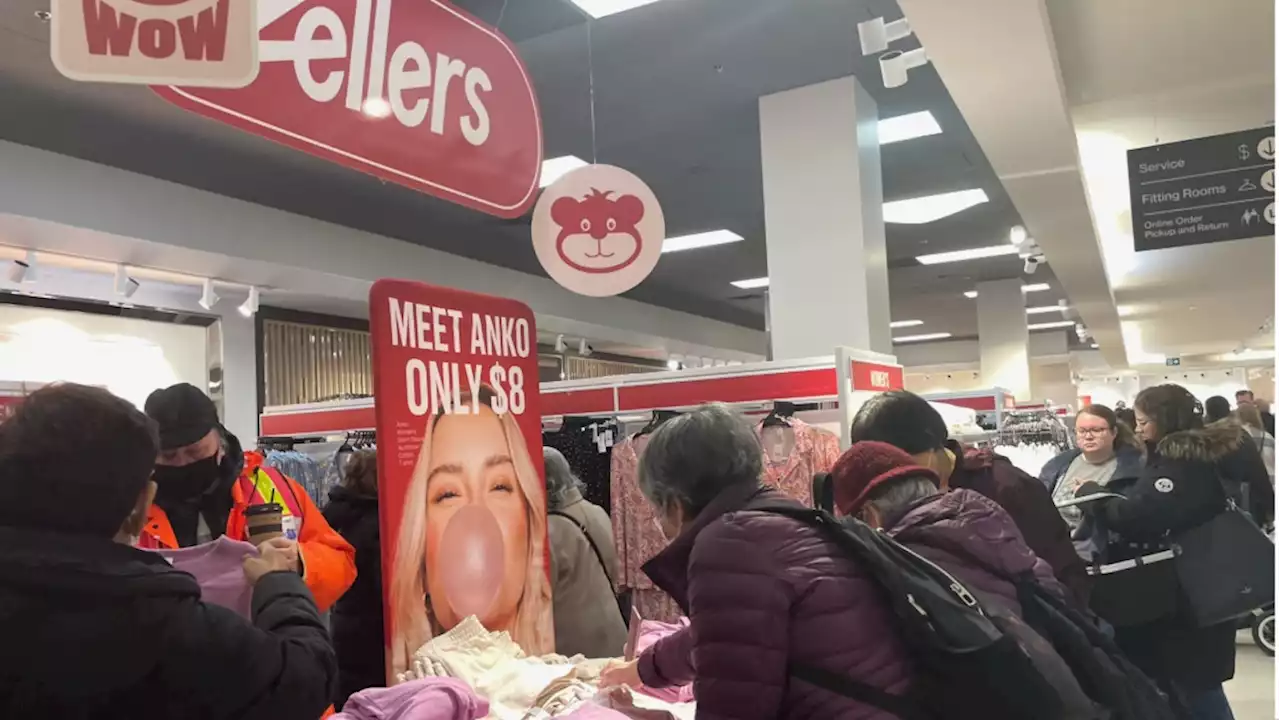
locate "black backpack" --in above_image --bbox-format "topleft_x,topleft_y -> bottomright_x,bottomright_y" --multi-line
754,503 -> 1176,720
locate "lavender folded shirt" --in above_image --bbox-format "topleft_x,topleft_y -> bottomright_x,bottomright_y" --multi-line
155,536 -> 259,618
334,678 -> 488,720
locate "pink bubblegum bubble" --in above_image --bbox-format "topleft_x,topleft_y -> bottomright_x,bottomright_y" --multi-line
438,504 -> 505,622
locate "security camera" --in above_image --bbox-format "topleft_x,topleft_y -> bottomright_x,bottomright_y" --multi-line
1023,254 -> 1045,275
879,48 -> 929,89
857,16 -> 913,56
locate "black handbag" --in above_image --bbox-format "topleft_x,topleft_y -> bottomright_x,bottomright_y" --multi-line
1173,500 -> 1275,627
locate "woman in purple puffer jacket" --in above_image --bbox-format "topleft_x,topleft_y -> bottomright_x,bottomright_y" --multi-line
601,403 -> 914,719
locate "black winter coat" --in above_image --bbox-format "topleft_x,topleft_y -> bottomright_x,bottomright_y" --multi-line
0,525 -> 336,719
322,486 -> 384,707
1077,424 -> 1242,694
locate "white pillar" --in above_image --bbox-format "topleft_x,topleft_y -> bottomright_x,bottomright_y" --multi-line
758,76 -> 890,360
976,278 -> 1030,400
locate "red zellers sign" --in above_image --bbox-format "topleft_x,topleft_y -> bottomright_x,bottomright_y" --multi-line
153,0 -> 542,218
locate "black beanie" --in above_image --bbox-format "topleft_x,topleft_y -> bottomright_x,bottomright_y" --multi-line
0,384 -> 159,538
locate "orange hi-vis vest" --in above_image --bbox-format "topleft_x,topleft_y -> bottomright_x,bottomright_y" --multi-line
139,466 -> 302,550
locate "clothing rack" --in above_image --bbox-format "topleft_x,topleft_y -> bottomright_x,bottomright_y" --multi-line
256,435 -> 330,451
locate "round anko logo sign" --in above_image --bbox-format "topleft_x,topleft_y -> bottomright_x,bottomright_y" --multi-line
531,165 -> 666,297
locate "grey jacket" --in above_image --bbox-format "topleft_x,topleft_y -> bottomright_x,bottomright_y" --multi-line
548,488 -> 627,658
1039,446 -> 1144,562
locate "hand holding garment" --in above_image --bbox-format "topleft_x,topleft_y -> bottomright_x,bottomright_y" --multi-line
154,536 -> 259,618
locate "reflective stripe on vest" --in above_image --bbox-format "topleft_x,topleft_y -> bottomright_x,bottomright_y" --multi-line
238,467 -> 302,518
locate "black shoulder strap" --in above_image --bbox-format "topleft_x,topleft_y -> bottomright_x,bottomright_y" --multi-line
549,510 -> 616,592
791,663 -> 925,720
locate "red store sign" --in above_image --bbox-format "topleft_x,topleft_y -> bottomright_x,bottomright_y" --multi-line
152,0 -> 543,218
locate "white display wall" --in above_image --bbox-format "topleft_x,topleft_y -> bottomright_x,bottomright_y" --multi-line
0,304 -> 207,411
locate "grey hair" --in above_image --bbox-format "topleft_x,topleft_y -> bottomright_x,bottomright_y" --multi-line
638,403 -> 763,517
861,476 -> 939,523
542,447 -> 584,511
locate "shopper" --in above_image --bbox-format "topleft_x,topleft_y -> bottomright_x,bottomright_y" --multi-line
144,383 -> 356,612
1204,396 -> 1232,424
543,447 -> 628,658
1235,390 -> 1276,439
1039,404 -> 1144,561
322,450 -> 385,709
849,390 -> 1090,606
1235,404 -> 1276,486
833,441 -> 1067,612
602,404 -> 914,717
0,383 -> 336,718
1116,407 -> 1138,434
1077,384 -> 1240,719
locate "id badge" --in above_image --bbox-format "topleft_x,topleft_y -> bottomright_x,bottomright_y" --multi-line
282,515 -> 300,541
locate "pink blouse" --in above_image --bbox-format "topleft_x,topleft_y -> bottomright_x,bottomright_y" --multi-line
757,419 -> 841,506
610,434 -> 666,591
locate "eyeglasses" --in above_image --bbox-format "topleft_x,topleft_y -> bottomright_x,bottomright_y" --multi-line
1075,427 -> 1112,437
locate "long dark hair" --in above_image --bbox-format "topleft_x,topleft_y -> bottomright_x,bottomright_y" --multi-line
341,449 -> 379,496
1134,384 -> 1204,440
1077,404 -> 1142,451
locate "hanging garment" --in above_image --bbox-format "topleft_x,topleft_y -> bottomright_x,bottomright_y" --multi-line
610,435 -> 681,622
333,677 -> 488,720
263,449 -> 330,506
544,419 -> 616,514
756,418 -> 841,506
154,536 -> 259,618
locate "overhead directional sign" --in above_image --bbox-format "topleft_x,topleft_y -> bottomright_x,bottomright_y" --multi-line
1128,126 -> 1275,251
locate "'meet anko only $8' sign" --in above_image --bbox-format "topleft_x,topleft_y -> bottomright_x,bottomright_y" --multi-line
1128,126 -> 1275,251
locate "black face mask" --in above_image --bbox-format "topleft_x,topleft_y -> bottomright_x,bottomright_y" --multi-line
153,454 -> 222,507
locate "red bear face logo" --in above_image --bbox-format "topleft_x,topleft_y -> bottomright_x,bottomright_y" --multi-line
550,188 -> 646,274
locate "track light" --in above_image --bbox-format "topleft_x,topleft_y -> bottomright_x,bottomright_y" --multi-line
554,334 -> 566,353
7,251 -> 37,284
238,286 -> 260,318
858,16 -> 913,56
880,47 -> 929,89
198,278 -> 219,310
578,338 -> 592,357
114,264 -> 139,298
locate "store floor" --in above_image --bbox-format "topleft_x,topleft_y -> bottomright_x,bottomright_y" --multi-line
1226,633 -> 1275,719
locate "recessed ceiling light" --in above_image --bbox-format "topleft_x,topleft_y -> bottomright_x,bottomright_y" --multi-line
963,290 -> 979,299
569,0 -> 662,18
917,244 -> 1018,265
894,332 -> 952,343
884,189 -> 988,224
1090,343 -> 1099,349
540,156 -> 588,188
1022,283 -> 1051,293
878,111 -> 942,145
1026,305 -> 1067,315
731,277 -> 769,290
1028,320 -> 1075,330
889,319 -> 924,328
1009,225 -> 1027,245
663,229 -> 744,253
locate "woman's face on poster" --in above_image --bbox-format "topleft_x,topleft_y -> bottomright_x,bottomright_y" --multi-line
423,407 -> 531,632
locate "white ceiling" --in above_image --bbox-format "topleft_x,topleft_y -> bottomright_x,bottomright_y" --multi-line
1048,0 -> 1276,364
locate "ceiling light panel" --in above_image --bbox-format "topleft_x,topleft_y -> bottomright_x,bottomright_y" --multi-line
569,0 -> 662,19
1027,320 -> 1075,330
889,319 -> 924,328
731,277 -> 769,290
884,189 -> 988,224
965,283 -> 1050,299
1025,306 -> 1067,315
878,111 -> 941,145
539,156 -> 587,188
663,230 -> 744,253
893,332 -> 952,343
917,244 -> 1018,265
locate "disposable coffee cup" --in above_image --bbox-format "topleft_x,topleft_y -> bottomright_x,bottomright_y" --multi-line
244,502 -> 285,544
